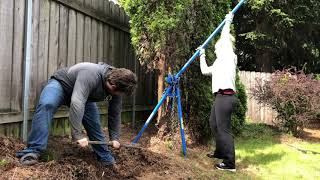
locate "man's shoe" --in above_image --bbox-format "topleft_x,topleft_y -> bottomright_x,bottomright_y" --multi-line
215,162 -> 236,172
100,154 -> 116,166
207,152 -> 223,159
20,153 -> 40,166
101,159 -> 116,166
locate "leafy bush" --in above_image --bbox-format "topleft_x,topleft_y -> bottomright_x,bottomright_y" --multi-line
232,71 -> 248,135
252,69 -> 320,136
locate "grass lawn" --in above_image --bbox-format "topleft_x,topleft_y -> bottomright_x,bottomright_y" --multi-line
236,123 -> 320,180
188,123 -> 320,180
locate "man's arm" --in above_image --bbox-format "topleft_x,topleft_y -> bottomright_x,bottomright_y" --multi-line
108,95 -> 122,141
69,71 -> 98,141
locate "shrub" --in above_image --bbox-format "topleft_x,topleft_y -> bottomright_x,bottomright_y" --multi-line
232,71 -> 248,135
252,69 -> 320,136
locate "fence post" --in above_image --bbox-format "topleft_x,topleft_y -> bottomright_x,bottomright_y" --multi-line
22,0 -> 33,142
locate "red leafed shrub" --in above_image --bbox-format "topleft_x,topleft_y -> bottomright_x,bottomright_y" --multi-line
252,69 -> 320,137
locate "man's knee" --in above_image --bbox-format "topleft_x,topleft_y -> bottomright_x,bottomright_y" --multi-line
38,101 -> 57,111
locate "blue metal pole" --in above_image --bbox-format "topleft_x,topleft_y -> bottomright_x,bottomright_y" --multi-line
132,86 -> 173,144
176,87 -> 187,157
175,0 -> 246,79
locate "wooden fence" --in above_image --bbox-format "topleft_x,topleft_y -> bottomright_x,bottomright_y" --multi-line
0,0 -> 156,137
239,71 -> 277,124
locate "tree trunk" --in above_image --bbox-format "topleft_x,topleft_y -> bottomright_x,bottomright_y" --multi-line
255,17 -> 273,72
255,51 -> 272,72
156,54 -> 165,125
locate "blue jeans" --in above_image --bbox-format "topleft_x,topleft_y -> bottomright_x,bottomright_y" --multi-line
16,79 -> 114,162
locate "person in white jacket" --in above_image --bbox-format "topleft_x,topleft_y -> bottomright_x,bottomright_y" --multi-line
198,12 -> 237,172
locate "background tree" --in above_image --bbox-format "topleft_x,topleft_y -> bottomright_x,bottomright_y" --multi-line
234,0 -> 320,73
119,0 -> 192,125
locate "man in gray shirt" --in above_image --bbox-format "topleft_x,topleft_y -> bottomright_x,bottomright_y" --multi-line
16,62 -> 137,166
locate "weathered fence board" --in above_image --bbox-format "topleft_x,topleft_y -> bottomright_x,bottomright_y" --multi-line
38,0 -> 50,87
92,0 -> 99,62
59,5 -> 69,68
109,3 -> 116,64
76,12 -> 84,63
239,71 -> 277,124
103,1 -> 110,63
109,27 -> 116,65
103,25 -> 110,63
91,19 -> 98,62
91,0 -> 98,62
97,22 -> 104,61
84,16 -> 92,60
11,0 -> 25,112
48,2 -> 60,80
30,0 -> 40,107
67,9 -> 77,66
0,0 -> 14,111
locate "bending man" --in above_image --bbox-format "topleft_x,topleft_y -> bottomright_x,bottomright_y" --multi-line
17,62 -> 137,166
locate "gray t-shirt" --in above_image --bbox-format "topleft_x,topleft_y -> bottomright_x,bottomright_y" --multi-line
51,62 -> 121,141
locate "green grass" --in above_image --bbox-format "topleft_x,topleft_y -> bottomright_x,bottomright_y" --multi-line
189,123 -> 320,179
189,149 -> 253,180
236,123 -> 320,180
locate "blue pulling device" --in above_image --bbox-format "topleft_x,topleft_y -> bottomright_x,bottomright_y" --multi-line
132,0 -> 247,157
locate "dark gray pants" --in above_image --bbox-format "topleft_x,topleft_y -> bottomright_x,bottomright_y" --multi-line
210,94 -> 236,168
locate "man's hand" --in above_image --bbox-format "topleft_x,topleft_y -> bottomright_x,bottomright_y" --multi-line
77,138 -> 89,148
112,140 -> 121,149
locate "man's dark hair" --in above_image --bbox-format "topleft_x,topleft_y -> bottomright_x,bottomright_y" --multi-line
106,68 -> 137,96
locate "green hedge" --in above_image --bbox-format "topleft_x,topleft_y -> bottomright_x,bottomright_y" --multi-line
232,70 -> 248,135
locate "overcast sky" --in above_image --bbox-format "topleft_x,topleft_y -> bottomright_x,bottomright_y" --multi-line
109,0 -> 118,4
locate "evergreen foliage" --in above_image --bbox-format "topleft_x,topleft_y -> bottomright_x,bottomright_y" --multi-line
120,0 -> 248,142
234,0 -> 320,73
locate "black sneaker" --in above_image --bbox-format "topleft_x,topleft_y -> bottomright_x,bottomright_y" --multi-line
215,162 -> 236,172
206,152 -> 223,159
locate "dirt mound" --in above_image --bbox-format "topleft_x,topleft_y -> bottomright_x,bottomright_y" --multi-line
0,136 -> 170,179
